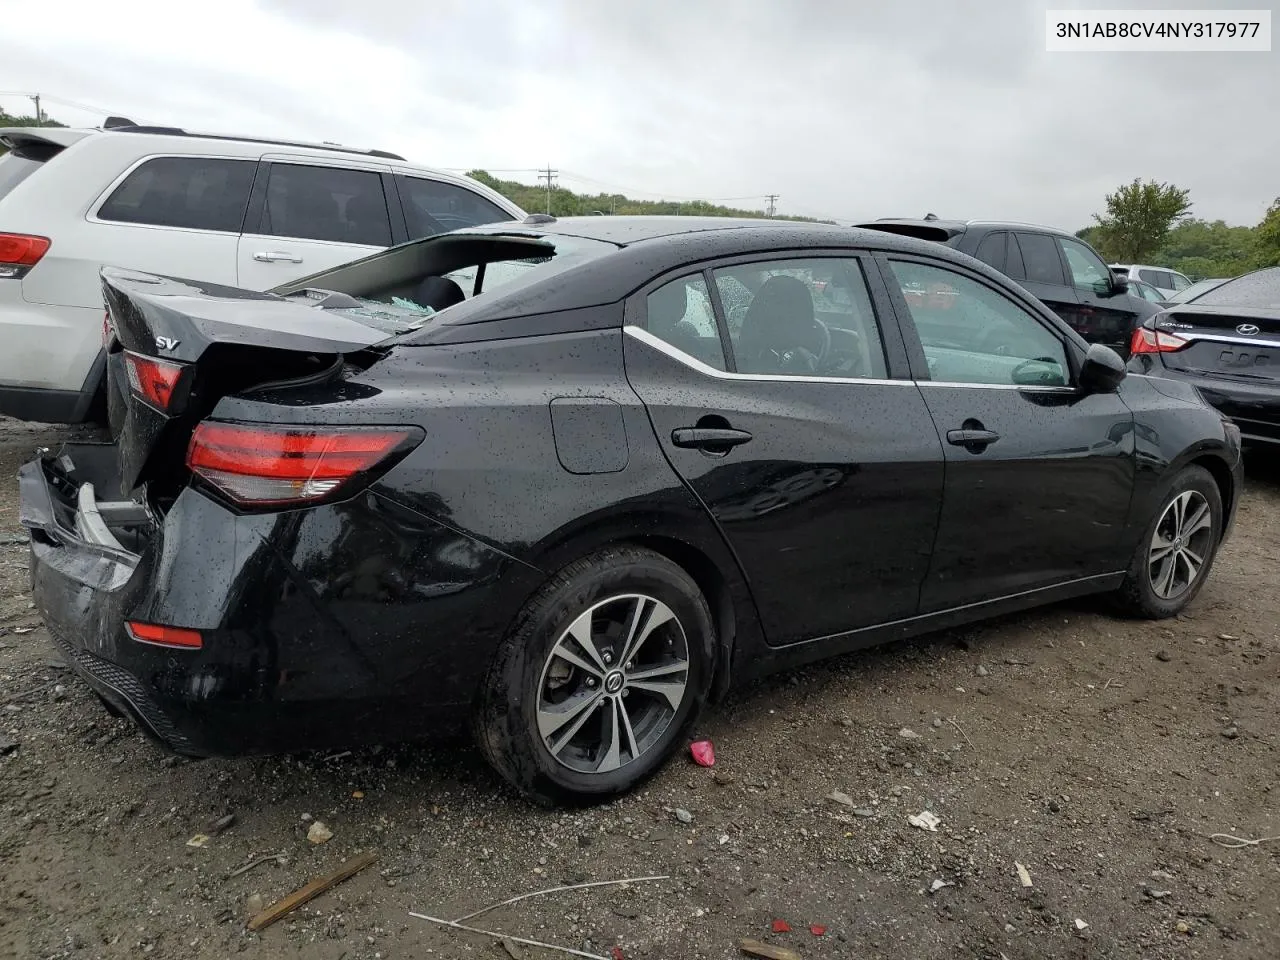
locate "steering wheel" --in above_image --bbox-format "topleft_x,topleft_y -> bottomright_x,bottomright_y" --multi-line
759,317 -> 832,374
1011,356 -> 1064,386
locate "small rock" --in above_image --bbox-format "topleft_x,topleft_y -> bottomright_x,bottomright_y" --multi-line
712,771 -> 735,786
0,735 -> 18,756
300,812 -> 313,822
1219,633 -> 1238,641
52,684 -> 67,701
246,894 -> 264,917
976,665 -> 989,677
674,808 -> 694,825
826,790 -> 854,807
1048,799 -> 1061,813
210,814 -> 236,835
931,718 -> 943,729
1176,920 -> 1191,935
1145,888 -> 1171,900
929,879 -> 952,894
1074,918 -> 1089,931
852,808 -> 876,818
1221,726 -> 1239,739
839,718 -> 853,728
898,727 -> 921,740
1004,923 -> 1016,934
1155,650 -> 1172,662
1151,869 -> 1175,881
307,820 -> 334,844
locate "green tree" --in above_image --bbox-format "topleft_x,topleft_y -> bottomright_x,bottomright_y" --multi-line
1154,218 -> 1257,278
1091,178 -> 1192,262
1254,198 -> 1280,268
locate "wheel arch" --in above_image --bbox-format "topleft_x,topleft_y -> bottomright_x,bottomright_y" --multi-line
520,505 -> 763,704
1188,452 -> 1236,530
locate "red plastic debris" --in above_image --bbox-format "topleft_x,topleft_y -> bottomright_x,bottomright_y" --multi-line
771,919 -> 791,933
690,739 -> 716,767
810,924 -> 828,936
610,948 -> 625,960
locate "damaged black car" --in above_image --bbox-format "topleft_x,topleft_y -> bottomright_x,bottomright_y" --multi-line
20,216 -> 1243,803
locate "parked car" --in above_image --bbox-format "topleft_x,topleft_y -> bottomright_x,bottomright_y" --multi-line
1129,265 -> 1280,446
1159,276 -> 1229,306
1127,277 -> 1166,304
856,218 -> 1155,356
0,119 -> 524,424
1111,264 -> 1194,298
20,217 -> 1241,803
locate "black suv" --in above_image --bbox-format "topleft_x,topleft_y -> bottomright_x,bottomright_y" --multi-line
856,218 -> 1155,356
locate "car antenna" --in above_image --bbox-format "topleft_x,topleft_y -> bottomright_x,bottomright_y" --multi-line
924,212 -> 939,221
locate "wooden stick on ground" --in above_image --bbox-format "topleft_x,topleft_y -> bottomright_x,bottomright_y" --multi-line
247,851 -> 378,932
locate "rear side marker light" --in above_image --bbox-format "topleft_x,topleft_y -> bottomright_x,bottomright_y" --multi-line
0,233 -> 51,279
127,621 -> 203,649
124,351 -> 185,412
186,423 -> 423,507
1130,326 -> 1189,354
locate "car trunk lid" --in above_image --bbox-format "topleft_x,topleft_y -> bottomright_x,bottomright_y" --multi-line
1155,305 -> 1280,382
102,267 -> 430,495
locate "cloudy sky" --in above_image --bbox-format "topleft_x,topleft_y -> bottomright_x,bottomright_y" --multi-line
3,0 -> 1275,228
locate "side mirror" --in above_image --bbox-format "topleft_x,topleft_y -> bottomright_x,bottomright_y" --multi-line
1108,272 -> 1129,295
1079,343 -> 1127,393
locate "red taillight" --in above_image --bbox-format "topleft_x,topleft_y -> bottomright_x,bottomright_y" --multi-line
124,351 -> 185,412
127,621 -> 203,649
186,422 -> 421,506
1130,325 -> 1189,354
0,233 -> 51,278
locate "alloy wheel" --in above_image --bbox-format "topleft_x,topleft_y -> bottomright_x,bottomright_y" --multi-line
1148,490 -> 1214,600
535,594 -> 690,774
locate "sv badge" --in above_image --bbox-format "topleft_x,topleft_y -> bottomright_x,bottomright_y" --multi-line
155,336 -> 180,351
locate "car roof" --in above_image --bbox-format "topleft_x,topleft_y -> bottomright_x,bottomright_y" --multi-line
10,121 -> 409,162
855,217 -> 1078,242
467,215 -> 959,252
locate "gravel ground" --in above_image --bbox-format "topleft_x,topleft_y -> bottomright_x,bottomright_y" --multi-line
1,415 -> 1278,960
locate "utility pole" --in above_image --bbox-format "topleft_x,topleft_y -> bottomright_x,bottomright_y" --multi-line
765,194 -> 779,218
539,164 -> 558,215
29,93 -> 42,123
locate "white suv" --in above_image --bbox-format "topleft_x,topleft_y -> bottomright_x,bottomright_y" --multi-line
1109,264 -> 1194,299
0,121 -> 525,423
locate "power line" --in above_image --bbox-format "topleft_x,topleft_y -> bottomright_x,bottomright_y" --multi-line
765,194 -> 779,218
539,164 -> 558,215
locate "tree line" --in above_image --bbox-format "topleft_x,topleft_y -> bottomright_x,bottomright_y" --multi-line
1077,178 -> 1279,278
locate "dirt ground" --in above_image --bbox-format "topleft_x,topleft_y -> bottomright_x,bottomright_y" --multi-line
1,415 -> 1277,960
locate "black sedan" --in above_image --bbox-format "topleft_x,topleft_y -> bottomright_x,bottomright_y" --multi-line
1128,266 -> 1280,446
19,217 -> 1242,804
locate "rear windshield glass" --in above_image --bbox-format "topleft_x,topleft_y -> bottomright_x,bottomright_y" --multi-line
1191,268 -> 1280,309
0,153 -> 46,203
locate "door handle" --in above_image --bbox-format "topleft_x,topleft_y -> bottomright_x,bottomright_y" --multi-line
671,427 -> 753,450
252,251 -> 303,263
946,428 -> 1000,449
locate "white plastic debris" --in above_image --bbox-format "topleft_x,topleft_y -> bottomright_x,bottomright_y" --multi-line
1074,918 -> 1089,931
827,790 -> 855,807
1015,862 -> 1033,888
907,811 -> 941,832
929,879 -> 953,894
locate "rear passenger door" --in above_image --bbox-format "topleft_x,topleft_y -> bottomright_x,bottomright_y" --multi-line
624,252 -> 945,647
1006,231 -> 1079,321
236,159 -> 396,290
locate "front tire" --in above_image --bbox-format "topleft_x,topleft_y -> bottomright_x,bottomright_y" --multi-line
1115,465 -> 1222,618
475,547 -> 714,805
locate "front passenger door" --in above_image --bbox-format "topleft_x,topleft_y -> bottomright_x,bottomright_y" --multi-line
881,256 -> 1135,612
1057,236 -> 1140,355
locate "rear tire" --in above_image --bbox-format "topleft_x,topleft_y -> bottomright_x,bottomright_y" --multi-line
475,546 -> 714,806
1114,465 -> 1222,618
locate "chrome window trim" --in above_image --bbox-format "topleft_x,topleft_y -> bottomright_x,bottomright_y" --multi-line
624,325 -> 906,387
625,326 -> 1078,392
